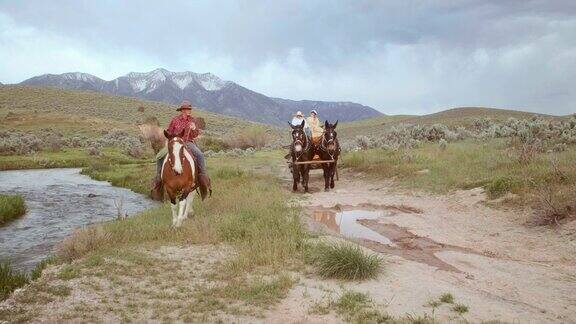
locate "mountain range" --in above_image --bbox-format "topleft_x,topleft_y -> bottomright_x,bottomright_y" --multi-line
18,69 -> 383,125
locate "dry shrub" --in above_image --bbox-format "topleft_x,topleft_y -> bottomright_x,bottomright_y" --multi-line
226,126 -> 269,149
56,226 -> 111,262
137,105 -> 145,112
87,146 -> 100,156
529,185 -> 575,226
195,117 -> 206,130
510,137 -> 542,164
528,155 -> 576,226
197,136 -> 229,152
126,146 -> 144,158
138,122 -> 165,154
46,134 -> 62,152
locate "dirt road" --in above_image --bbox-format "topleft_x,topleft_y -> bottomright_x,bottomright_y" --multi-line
297,170 -> 576,323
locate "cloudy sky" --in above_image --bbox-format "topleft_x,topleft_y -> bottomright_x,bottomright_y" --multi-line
0,0 -> 575,115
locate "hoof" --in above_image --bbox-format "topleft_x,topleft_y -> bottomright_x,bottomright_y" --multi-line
324,188 -> 329,192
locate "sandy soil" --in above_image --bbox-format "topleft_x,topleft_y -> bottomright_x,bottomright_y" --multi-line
296,170 -> 576,323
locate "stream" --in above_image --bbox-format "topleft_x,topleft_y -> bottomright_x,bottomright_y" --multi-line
0,168 -> 157,271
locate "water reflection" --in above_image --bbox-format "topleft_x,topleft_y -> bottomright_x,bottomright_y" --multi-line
312,209 -> 392,245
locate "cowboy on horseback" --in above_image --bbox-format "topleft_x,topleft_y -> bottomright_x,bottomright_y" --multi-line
153,100 -> 211,198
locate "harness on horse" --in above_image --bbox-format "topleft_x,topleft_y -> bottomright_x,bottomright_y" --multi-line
318,134 -> 338,161
292,132 -> 310,161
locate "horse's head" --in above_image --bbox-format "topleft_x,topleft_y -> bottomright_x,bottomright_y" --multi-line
163,129 -> 186,174
289,120 -> 307,152
323,120 -> 338,150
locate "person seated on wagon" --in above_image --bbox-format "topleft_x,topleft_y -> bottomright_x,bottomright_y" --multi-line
291,111 -> 308,130
306,109 -> 323,143
285,111 -> 309,159
153,100 -> 210,193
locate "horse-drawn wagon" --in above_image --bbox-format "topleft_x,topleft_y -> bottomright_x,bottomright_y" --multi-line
287,120 -> 340,192
287,153 -> 339,181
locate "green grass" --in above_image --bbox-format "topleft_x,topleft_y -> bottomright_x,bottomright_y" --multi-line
0,262 -> 29,300
452,303 -> 469,314
306,242 -> 383,280
334,291 -> 392,323
0,194 -> 26,225
439,293 -> 454,304
0,147 -> 147,171
341,139 -> 576,208
30,257 -> 56,281
205,274 -> 295,307
484,176 -> 519,199
58,155 -> 307,271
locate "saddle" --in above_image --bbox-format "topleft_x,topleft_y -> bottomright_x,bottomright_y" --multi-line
189,153 -> 212,201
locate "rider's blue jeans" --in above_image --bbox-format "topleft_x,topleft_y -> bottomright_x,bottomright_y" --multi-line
156,142 -> 206,177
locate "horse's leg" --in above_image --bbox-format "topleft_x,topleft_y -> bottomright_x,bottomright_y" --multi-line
303,165 -> 310,193
292,165 -> 300,192
174,198 -> 187,227
330,163 -> 336,189
184,193 -> 194,219
322,165 -> 330,191
170,202 -> 178,227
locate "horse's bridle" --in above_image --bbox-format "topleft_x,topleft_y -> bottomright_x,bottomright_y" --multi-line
291,129 -> 310,161
319,130 -> 338,160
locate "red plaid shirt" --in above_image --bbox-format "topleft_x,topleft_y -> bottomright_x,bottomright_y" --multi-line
167,115 -> 200,142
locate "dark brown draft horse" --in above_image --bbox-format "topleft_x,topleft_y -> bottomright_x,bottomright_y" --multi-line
316,120 -> 341,191
289,120 -> 314,192
161,129 -> 198,227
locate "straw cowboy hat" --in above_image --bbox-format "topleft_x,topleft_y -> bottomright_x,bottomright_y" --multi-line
176,100 -> 193,111
294,111 -> 304,117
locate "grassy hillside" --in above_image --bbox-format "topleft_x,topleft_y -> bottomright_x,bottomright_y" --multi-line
340,107 -> 558,138
0,86 -> 279,139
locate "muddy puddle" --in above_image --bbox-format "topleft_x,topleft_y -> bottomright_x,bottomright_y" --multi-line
310,206 -> 480,272
312,209 -> 392,245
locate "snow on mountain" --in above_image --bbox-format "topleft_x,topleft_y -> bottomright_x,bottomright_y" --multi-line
172,73 -> 194,90
62,72 -> 104,84
19,68 -> 383,125
195,73 -> 228,91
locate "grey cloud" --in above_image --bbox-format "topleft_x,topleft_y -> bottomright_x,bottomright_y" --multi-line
0,0 -> 575,115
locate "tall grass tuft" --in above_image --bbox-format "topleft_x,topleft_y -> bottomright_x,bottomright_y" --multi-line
306,242 -> 383,280
56,226 -> 112,262
0,262 -> 29,300
484,176 -> 518,199
0,194 -> 26,225
30,257 -> 57,280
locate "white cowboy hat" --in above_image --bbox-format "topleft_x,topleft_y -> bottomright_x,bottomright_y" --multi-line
310,109 -> 318,115
295,111 -> 304,117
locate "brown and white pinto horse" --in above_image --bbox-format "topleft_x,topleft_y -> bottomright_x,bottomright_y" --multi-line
162,129 -> 197,227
